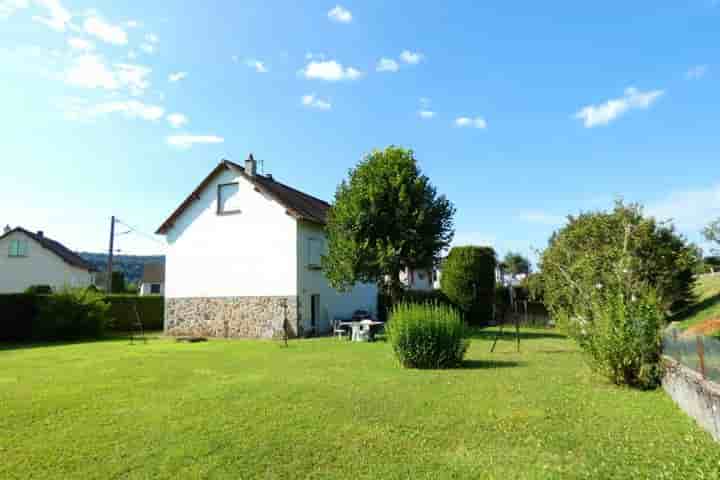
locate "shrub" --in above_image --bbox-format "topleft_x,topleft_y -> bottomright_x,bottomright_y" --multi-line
24,285 -> 53,295
0,294 -> 38,341
441,246 -> 496,325
34,288 -> 110,340
568,288 -> 664,389
377,289 -> 451,323
104,295 -> 164,331
386,303 -> 469,369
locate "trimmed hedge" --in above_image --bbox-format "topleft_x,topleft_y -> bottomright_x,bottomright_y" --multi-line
105,295 -> 164,331
0,293 -> 164,342
441,246 -> 497,326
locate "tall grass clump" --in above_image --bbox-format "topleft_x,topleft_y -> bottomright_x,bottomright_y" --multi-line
386,302 -> 469,369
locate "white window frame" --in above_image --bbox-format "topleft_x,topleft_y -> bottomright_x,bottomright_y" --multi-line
217,182 -> 242,215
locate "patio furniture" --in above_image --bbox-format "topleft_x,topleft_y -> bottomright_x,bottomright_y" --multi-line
332,319 -> 349,340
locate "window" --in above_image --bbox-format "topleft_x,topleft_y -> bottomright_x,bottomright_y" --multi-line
217,182 -> 241,215
8,239 -> 28,257
308,238 -> 322,269
150,283 -> 161,294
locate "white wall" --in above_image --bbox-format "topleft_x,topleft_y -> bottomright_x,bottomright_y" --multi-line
0,231 -> 93,293
164,168 -> 298,298
297,221 -> 377,333
401,267 -> 434,291
139,282 -> 164,296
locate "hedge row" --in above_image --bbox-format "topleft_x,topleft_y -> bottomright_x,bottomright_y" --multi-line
0,293 -> 164,342
378,290 -> 453,323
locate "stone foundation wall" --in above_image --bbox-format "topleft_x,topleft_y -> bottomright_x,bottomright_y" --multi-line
165,296 -> 298,339
663,356 -> 720,442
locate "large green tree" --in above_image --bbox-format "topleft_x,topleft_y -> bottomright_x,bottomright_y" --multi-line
703,218 -> 720,253
539,201 -> 699,319
502,252 -> 531,276
323,146 -> 455,298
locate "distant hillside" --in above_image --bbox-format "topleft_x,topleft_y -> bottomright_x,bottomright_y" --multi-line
79,252 -> 165,285
673,275 -> 720,338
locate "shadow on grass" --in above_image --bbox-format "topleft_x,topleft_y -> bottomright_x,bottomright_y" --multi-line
0,332 -> 160,352
670,292 -> 720,324
468,329 -> 566,341
460,359 -> 525,369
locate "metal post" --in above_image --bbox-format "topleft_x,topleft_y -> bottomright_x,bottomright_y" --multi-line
106,215 -> 115,293
697,336 -> 706,379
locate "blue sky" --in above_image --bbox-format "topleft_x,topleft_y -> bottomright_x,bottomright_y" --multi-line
1,1 -> 719,262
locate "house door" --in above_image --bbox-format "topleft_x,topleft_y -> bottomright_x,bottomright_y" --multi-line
310,294 -> 320,334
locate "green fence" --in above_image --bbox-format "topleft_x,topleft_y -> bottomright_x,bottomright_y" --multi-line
663,327 -> 720,383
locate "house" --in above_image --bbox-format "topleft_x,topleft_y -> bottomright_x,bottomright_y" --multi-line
139,263 -> 164,296
400,267 -> 436,291
155,155 -> 377,339
0,226 -> 96,293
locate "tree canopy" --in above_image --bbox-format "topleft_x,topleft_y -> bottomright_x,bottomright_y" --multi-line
322,146 -> 455,296
539,201 -> 699,318
502,252 -> 531,276
703,218 -> 720,253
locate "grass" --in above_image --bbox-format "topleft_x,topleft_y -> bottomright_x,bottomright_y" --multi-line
1,329 -> 718,479
673,274 -> 720,337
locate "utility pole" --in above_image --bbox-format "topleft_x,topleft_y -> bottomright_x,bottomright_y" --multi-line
106,215 -> 115,293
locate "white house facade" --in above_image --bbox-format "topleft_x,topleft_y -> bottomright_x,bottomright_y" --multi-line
156,156 -> 377,339
139,263 -> 165,296
0,227 -> 95,293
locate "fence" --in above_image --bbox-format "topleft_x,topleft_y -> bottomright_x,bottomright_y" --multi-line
663,327 -> 720,384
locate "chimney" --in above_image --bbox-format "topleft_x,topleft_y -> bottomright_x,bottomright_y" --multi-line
3,225 -> 10,234
36,230 -> 44,239
245,153 -> 257,177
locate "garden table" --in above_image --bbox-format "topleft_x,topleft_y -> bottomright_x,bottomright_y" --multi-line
339,320 -> 384,342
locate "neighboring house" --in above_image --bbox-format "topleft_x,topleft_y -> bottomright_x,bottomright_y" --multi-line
400,267 -> 435,291
0,226 -> 96,293
155,155 -> 377,339
139,263 -> 164,296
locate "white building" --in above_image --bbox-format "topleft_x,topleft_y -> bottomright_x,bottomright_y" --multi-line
155,155 -> 377,338
400,267 -> 436,291
139,263 -> 164,296
0,226 -> 96,293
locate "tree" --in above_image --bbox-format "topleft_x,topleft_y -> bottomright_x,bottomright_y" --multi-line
539,201 -> 699,319
703,218 -> 720,253
111,271 -> 126,294
322,146 -> 455,299
440,246 -> 496,324
502,252 -> 530,276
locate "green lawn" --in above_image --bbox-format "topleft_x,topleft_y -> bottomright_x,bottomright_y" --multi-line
674,274 -> 720,335
1,330 -> 718,479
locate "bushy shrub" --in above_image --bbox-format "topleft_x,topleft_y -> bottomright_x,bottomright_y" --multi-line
34,288 -> 110,340
0,294 -> 38,341
24,285 -> 53,295
566,288 -> 664,389
377,289 -> 451,322
105,295 -> 164,331
441,246 -> 496,325
386,303 -> 469,369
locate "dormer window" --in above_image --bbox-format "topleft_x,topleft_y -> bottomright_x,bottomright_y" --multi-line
9,239 -> 28,257
217,182 -> 241,215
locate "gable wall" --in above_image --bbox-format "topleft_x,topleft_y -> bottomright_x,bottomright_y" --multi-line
0,231 -> 93,293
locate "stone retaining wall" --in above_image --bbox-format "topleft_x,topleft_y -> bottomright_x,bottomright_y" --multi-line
663,356 -> 720,441
165,296 -> 298,339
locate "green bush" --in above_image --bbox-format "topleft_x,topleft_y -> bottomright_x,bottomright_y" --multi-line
441,246 -> 497,325
104,295 -> 164,331
386,303 -> 469,369
33,289 -> 110,340
0,294 -> 38,341
24,285 -> 53,294
569,288 -> 664,389
377,289 -> 451,323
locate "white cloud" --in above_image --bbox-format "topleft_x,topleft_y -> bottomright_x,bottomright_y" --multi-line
647,183 -> 720,233
574,87 -> 664,128
125,19 -> 139,28
376,57 -> 399,72
245,59 -> 267,73
686,65 -> 708,80
166,113 -> 188,128
455,116 -> 487,129
144,33 -> 159,43
139,43 -> 154,54
0,0 -> 29,19
418,110 -> 435,119
328,5 -> 352,23
83,16 -> 128,45
62,98 -> 164,121
32,0 -> 71,31
400,50 -> 423,65
452,232 -> 496,248
519,211 -> 567,226
301,60 -> 361,81
62,55 -> 151,95
167,135 -> 224,149
301,93 -> 331,110
168,71 -> 187,82
67,37 -> 94,51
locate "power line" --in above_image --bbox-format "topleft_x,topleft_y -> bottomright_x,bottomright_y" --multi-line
114,218 -> 167,249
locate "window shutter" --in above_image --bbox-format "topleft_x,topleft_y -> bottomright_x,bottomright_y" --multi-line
308,238 -> 322,268
9,240 -> 18,257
